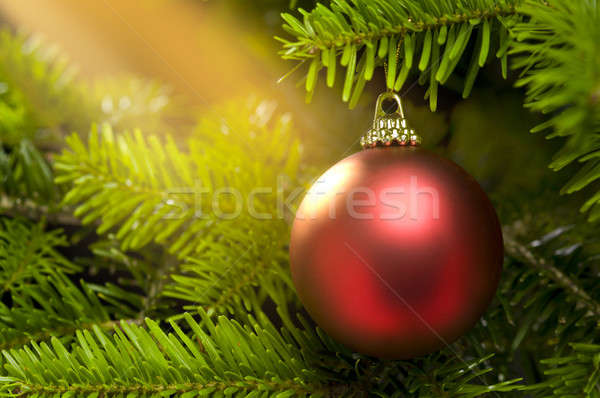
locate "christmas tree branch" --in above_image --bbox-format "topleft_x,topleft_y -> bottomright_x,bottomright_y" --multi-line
503,230 -> 600,318
136,253 -> 179,321
3,379 -> 340,398
0,319 -> 142,352
532,343 -> 600,396
0,309 -> 525,398
0,311 -> 345,398
512,0 -> 600,221
56,101 -> 302,315
0,218 -> 78,291
282,3 -> 519,52
0,218 -> 141,350
0,30 -> 183,212
0,140 -> 57,205
0,31 -> 87,144
55,100 -> 301,258
164,222 -> 295,316
209,258 -> 271,311
0,31 -> 179,145
278,0 -> 529,108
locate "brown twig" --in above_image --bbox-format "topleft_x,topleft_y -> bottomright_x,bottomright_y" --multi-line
503,228 -> 600,318
0,196 -> 81,226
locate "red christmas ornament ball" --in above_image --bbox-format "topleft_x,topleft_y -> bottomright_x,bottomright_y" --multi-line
290,146 -> 503,359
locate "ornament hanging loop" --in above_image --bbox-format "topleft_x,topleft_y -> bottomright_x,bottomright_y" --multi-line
361,92 -> 422,149
373,91 -> 406,125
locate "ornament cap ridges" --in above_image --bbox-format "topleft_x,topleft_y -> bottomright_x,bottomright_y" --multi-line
361,92 -> 422,149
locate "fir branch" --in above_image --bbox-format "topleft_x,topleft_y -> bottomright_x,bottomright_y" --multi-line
0,311 -> 343,398
0,31 -> 179,144
84,239 -> 183,321
491,221 -> 600,359
390,353 -> 524,396
0,218 -> 77,290
503,230 -> 600,318
278,0 -> 528,108
164,219 -> 295,316
0,309 -> 525,398
2,380 -> 335,398
0,31 -> 87,143
0,139 -> 57,205
511,0 -> 600,221
0,31 -> 183,209
532,343 -> 600,396
0,319 -> 131,352
137,252 -> 179,320
55,100 -> 302,314
0,218 -> 140,350
55,100 -> 301,258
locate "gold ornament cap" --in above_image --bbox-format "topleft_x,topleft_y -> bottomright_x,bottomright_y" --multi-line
360,92 -> 422,149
